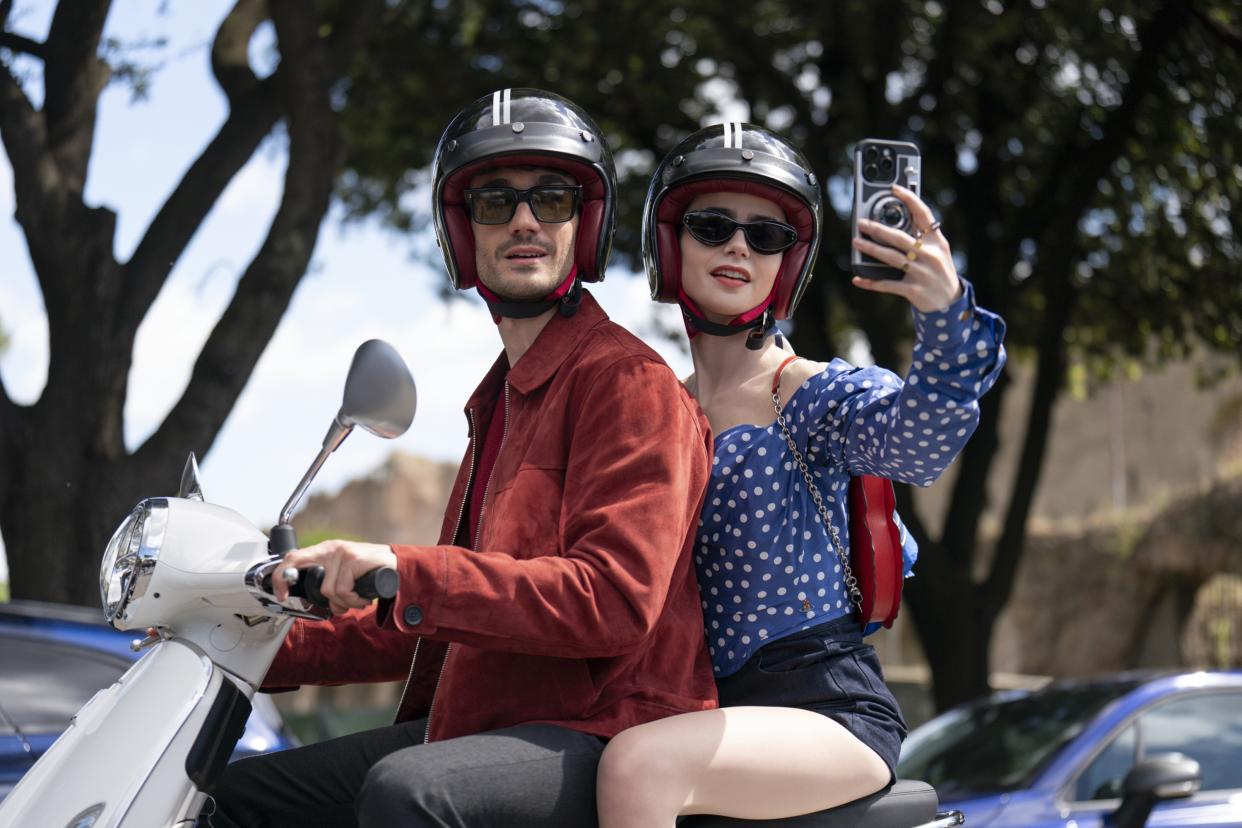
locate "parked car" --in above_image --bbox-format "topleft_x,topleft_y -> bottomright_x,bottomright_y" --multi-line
0,599 -> 297,802
897,670 -> 1242,827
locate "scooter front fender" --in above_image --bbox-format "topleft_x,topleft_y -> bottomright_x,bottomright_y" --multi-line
0,639 -> 240,828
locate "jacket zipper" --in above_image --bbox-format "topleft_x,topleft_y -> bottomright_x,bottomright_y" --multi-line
473,381 -> 510,548
425,388 -> 508,743
395,409 -> 479,730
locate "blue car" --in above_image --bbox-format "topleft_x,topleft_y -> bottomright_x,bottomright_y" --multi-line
0,600 -> 297,802
897,671 -> 1242,827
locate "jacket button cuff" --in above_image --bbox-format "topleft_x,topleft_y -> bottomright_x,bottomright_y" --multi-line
403,605 -> 424,626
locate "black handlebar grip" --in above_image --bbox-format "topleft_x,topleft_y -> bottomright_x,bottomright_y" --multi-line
272,565 -> 399,608
288,566 -> 328,606
354,567 -> 399,600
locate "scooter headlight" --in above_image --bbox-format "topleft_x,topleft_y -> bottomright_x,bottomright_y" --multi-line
99,498 -> 168,624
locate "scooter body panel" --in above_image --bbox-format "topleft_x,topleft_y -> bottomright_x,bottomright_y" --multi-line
0,639 -> 222,828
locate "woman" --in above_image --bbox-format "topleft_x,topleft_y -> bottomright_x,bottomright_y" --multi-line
595,124 -> 1006,826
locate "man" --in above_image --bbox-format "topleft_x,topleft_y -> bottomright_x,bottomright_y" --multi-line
208,89 -> 716,826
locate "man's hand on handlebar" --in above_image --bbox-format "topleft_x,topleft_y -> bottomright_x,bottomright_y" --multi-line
274,540 -> 398,615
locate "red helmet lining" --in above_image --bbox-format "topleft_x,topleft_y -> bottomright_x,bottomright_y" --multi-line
654,179 -> 813,319
441,155 -> 607,289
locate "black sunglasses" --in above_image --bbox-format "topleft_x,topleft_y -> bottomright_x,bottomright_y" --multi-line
463,185 -> 582,225
681,210 -> 798,255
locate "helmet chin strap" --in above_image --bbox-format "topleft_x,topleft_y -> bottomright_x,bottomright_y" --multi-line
677,289 -> 776,351
477,265 -> 582,322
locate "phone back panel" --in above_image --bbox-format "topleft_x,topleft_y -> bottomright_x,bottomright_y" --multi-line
851,139 -> 922,281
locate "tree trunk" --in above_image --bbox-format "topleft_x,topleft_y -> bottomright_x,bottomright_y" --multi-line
0,0 -> 383,605
2,402 -> 146,607
904,555 -> 993,710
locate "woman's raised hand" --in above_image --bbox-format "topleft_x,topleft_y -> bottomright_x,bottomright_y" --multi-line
851,184 -> 963,313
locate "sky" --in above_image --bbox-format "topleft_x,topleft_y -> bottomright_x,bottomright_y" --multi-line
0,1 -> 712,580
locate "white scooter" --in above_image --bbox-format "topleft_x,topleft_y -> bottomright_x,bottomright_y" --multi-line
0,338 -> 968,828
0,339 -> 416,828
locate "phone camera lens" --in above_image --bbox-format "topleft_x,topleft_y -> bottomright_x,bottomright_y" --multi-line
863,146 -> 879,163
880,157 -> 894,173
864,163 -> 879,180
871,196 -> 911,231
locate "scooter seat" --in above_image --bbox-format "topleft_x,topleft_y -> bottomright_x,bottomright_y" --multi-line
681,779 -> 939,828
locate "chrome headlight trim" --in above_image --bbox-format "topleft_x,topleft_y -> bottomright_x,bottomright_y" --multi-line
99,498 -> 169,624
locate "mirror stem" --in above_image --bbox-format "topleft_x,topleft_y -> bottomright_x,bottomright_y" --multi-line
277,419 -> 354,526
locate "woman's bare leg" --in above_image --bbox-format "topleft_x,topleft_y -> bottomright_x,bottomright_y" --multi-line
596,706 -> 891,828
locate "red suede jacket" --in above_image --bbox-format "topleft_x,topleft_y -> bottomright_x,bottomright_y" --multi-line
265,292 -> 718,742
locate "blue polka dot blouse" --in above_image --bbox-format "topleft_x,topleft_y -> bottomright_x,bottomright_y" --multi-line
696,280 -> 1007,677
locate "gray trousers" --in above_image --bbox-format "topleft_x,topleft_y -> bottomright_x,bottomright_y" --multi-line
205,717 -> 605,827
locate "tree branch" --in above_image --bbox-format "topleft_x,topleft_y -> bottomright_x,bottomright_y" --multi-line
0,31 -> 44,58
41,0 -> 111,193
119,75 -> 281,336
893,482 -> 930,551
212,0 -> 266,103
897,0 -> 962,127
0,57 -> 72,310
0,365 -> 14,425
133,0 -> 380,472
0,57 -> 53,205
1189,4 -> 1242,54
982,3 -> 1189,622
860,0 -> 906,134
982,250 -> 1075,623
980,5 -> 1058,314
122,0 -> 380,336
1016,2 -> 1186,296
934,81 -> 1011,565
941,369 -> 1009,563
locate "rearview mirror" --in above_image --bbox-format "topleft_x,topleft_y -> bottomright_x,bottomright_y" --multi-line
275,340 -> 417,531
337,339 -> 418,440
1110,753 -> 1201,828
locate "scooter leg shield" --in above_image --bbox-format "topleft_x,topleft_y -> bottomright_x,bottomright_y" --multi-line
0,640 -> 233,828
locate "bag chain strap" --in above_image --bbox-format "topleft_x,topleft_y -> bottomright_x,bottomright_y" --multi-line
771,374 -> 864,611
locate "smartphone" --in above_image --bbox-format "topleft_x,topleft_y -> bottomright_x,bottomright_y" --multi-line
851,138 -> 922,280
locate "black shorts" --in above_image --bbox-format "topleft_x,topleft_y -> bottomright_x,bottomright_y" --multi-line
714,615 -> 907,778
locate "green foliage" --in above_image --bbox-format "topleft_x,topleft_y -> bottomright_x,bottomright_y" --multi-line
294,528 -> 367,547
329,0 -> 1242,704
337,0 -> 1242,370
280,705 -> 399,745
0,315 -> 9,355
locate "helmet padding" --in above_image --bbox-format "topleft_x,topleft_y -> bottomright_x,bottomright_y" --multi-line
653,179 -> 815,319
440,155 -> 608,289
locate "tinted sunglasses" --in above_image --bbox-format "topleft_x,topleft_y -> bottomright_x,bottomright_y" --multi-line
463,185 -> 582,225
682,210 -> 798,255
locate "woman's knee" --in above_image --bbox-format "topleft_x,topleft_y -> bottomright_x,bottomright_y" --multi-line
597,727 -> 682,802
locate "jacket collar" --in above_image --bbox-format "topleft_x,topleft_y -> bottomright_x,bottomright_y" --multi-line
465,290 -> 608,413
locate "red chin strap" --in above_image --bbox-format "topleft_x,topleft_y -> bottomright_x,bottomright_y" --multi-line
476,265 -> 581,323
677,287 -> 776,349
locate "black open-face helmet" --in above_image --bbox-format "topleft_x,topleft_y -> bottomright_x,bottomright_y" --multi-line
432,89 -> 617,306
643,123 -> 823,330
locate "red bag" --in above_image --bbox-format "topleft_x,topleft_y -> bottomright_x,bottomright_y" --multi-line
773,356 -> 904,629
848,475 -> 904,628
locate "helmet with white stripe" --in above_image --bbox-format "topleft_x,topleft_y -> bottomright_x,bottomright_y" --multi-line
432,88 -> 617,293
643,123 -> 822,321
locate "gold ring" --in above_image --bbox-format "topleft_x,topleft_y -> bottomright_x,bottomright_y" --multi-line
900,260 -> 910,274
906,238 -> 923,261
